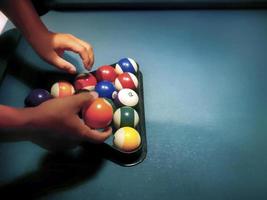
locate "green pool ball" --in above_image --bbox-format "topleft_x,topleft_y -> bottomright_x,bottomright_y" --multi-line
113,106 -> 139,129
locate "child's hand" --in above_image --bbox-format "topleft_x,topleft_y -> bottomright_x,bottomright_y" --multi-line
24,92 -> 112,151
31,31 -> 94,74
2,0 -> 94,73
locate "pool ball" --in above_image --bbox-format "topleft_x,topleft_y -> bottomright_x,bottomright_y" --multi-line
96,65 -> 117,82
113,106 -> 139,129
114,72 -> 138,91
51,81 -> 75,98
103,98 -> 117,113
115,58 -> 138,74
113,127 -> 141,152
74,73 -> 97,91
114,88 -> 139,107
75,89 -> 90,95
24,89 -> 53,107
95,81 -> 117,99
83,98 -> 113,129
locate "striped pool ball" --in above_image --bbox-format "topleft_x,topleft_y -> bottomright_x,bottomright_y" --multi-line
113,106 -> 139,129
114,88 -> 139,107
114,72 -> 138,91
115,58 -> 138,74
51,81 -> 75,98
74,73 -> 97,91
113,127 -> 141,152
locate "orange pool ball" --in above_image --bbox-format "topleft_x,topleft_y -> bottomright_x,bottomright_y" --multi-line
51,81 -> 75,98
83,98 -> 113,129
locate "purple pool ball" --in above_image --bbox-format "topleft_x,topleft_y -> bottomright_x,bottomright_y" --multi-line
24,89 -> 53,107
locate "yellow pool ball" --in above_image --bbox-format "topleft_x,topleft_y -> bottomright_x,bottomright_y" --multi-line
113,127 -> 141,152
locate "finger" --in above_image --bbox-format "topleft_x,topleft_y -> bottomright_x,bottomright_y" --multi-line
72,116 -> 112,143
81,126 -> 112,143
71,37 -> 91,51
88,50 -> 94,70
49,52 -> 76,74
71,91 -> 98,111
56,49 -> 65,57
70,37 -> 94,69
60,38 -> 90,69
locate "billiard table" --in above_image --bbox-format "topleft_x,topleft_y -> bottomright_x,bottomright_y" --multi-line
1,1 -> 267,199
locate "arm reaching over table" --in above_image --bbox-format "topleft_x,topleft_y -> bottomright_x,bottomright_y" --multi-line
0,0 -> 94,73
0,93 -> 112,151
0,1 -> 107,151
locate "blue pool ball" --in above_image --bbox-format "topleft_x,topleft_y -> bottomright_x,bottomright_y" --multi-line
95,81 -> 117,99
115,58 -> 138,74
25,89 -> 53,107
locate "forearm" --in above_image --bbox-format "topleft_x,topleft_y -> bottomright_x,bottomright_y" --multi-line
1,0 -> 49,44
0,105 -> 33,128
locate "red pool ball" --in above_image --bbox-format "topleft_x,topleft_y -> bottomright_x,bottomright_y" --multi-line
74,73 -> 97,91
114,72 -> 138,90
96,65 -> 117,82
83,98 -> 113,129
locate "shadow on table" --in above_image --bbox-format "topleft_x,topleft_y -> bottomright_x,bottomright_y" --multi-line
0,143 -> 104,199
0,30 -> 108,198
7,56 -> 77,91
3,30 -> 83,91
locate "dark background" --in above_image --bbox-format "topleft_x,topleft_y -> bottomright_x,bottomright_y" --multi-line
0,1 -> 267,199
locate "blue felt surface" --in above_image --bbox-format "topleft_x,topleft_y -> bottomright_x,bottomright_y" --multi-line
1,10 -> 267,199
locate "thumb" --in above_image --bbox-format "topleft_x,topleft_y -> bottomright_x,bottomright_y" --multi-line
80,126 -> 113,143
71,116 -> 113,143
72,91 -> 98,111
